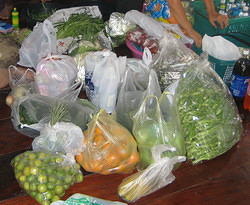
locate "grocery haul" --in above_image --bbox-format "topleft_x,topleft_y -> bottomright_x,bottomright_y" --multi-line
1,0 -> 249,204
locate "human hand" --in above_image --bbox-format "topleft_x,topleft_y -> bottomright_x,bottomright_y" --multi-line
208,12 -> 228,29
186,29 -> 202,48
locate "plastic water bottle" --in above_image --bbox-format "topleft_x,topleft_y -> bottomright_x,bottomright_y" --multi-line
230,49 -> 250,100
219,0 -> 227,14
11,8 -> 19,29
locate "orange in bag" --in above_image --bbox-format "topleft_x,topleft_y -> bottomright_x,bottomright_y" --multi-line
76,110 -> 139,175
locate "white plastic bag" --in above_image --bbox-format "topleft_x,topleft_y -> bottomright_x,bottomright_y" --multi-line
118,144 -> 186,202
84,50 -> 127,113
115,52 -> 161,131
202,34 -> 241,61
35,54 -> 78,97
32,122 -> 84,157
18,19 -> 57,68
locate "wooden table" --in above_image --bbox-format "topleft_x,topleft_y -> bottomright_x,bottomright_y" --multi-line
1,87 -> 250,205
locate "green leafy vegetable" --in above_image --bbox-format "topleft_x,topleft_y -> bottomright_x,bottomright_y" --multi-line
176,61 -> 242,164
55,13 -> 105,41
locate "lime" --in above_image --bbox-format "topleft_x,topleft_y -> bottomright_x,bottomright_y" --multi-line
30,167 -> 39,175
47,182 -> 54,190
27,175 -> 35,182
55,157 -> 64,164
64,175 -> 72,184
23,167 -> 31,176
30,191 -> 36,197
63,184 -> 69,190
41,200 -> 50,205
27,152 -> 36,160
38,152 -> 47,159
54,185 -> 64,195
46,168 -> 54,175
19,175 -> 26,183
23,182 -> 30,191
51,195 -> 60,202
37,184 -> 47,193
15,171 -> 22,179
75,173 -> 84,183
38,174 -> 47,183
29,183 -> 37,191
35,193 -> 44,203
34,159 -> 42,167
48,176 -> 56,183
16,162 -> 25,171
43,191 -> 53,200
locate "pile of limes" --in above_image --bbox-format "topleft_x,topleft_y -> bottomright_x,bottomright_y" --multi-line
12,151 -> 84,205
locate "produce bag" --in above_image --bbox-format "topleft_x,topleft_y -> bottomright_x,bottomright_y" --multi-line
132,94 -> 185,170
18,19 -> 57,68
115,51 -> 161,132
151,34 -> 197,91
84,50 -> 127,113
202,34 -> 241,61
76,109 -> 139,175
6,66 -> 36,107
11,151 -> 83,205
118,144 -> 186,202
51,193 -> 128,205
32,122 -> 84,157
35,54 -> 78,97
171,56 -> 243,164
11,89 -> 97,138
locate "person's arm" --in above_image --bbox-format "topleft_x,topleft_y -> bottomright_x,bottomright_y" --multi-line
203,0 -> 228,28
168,0 -> 202,47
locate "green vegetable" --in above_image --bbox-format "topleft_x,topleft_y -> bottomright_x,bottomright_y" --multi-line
55,13 -> 105,41
176,62 -> 242,164
11,151 -> 83,205
132,95 -> 185,170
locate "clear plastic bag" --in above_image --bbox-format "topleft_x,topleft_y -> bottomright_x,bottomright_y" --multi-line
115,56 -> 161,132
35,54 -> 78,97
151,34 -> 197,91
76,109 -> 139,175
170,55 -> 243,164
118,144 -> 186,202
6,66 -> 36,107
11,151 -> 83,205
132,93 -> 186,170
18,19 -> 57,69
32,122 -> 84,157
11,91 -> 97,138
84,50 -> 127,113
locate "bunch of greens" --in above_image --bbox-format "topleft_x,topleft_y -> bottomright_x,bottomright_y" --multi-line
176,59 -> 242,164
55,13 -> 105,41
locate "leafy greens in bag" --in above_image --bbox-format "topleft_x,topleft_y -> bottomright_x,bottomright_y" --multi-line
173,56 -> 243,164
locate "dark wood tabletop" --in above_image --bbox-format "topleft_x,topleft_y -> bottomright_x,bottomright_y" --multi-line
0,87 -> 250,205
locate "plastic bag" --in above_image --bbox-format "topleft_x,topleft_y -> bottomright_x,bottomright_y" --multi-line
18,19 -> 57,68
115,52 -> 161,132
35,54 -> 78,97
32,122 -> 84,157
84,50 -> 127,113
170,55 -> 243,164
51,193 -> 127,205
118,144 -> 186,202
202,34 -> 241,61
132,93 -> 185,170
11,90 -> 97,138
151,34 -> 197,91
76,109 -> 139,175
11,151 -> 83,205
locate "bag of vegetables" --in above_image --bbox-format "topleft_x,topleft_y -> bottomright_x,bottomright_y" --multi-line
171,55 -> 243,164
76,109 -> 139,175
11,91 -> 97,138
118,144 -> 186,202
132,93 -> 186,170
12,151 -> 83,205
115,58 -> 161,132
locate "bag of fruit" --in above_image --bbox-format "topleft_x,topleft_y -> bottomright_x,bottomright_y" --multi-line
76,109 -> 139,175
11,151 -> 84,205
